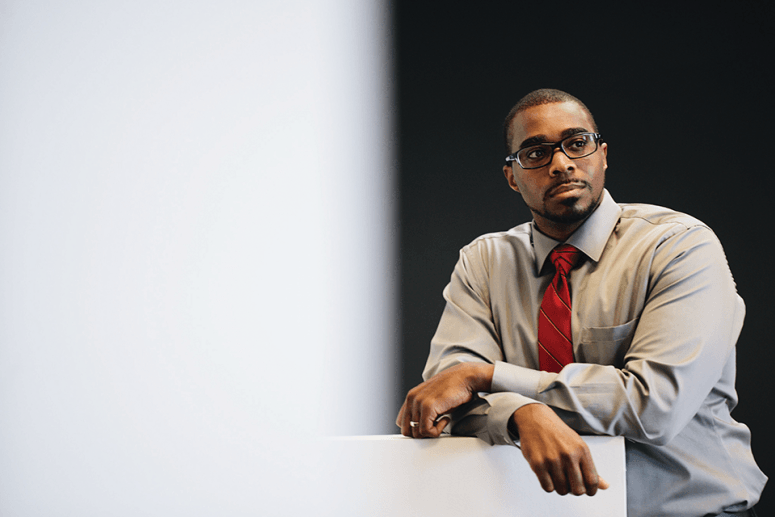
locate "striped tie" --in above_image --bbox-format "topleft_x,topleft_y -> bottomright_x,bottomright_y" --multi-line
538,244 -> 582,373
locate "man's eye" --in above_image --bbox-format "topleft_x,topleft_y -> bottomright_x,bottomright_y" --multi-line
525,147 -> 546,160
565,137 -> 590,154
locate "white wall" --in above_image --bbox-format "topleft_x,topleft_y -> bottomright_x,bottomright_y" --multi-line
0,1 -> 396,514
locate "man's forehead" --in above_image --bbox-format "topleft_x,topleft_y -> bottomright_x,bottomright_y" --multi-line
510,101 -> 594,147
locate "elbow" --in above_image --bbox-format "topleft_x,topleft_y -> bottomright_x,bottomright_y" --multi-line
642,431 -> 674,447
616,422 -> 676,446
618,370 -> 687,446
622,411 -> 683,446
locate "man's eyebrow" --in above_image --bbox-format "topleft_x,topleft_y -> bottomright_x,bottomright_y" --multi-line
518,127 -> 590,150
560,127 -> 589,139
518,134 -> 548,149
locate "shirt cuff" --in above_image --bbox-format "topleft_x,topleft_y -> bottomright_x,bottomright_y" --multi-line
482,392 -> 542,446
491,360 -> 546,399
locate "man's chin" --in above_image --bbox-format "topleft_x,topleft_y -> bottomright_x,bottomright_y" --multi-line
543,197 -> 597,224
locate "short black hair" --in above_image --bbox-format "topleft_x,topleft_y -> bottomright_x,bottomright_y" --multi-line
503,89 -> 598,155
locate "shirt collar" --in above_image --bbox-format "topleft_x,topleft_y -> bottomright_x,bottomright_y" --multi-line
532,189 -> 621,275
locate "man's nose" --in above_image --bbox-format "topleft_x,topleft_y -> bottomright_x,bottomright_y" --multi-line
549,148 -> 574,175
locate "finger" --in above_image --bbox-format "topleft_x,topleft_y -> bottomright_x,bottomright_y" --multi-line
579,450 -> 600,496
407,408 -> 421,438
420,412 -> 445,438
567,463 -> 587,496
410,398 -> 422,438
548,460 -> 570,495
399,399 -> 415,437
417,398 -> 441,437
521,444 -> 556,493
396,401 -> 405,428
397,401 -> 407,436
403,387 -> 426,438
535,468 -> 555,494
403,418 -> 415,437
414,396 -> 441,438
598,476 -> 610,490
431,415 -> 450,437
410,414 -> 422,438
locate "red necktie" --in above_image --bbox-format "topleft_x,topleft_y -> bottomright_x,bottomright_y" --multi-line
538,244 -> 581,373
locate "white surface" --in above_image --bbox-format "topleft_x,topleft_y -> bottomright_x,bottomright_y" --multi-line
0,1 -> 395,515
323,435 -> 627,517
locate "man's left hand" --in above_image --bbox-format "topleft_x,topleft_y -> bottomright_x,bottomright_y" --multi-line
511,403 -> 609,496
396,363 -> 494,438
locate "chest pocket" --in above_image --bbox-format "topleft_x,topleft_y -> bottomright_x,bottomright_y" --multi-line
577,319 -> 638,367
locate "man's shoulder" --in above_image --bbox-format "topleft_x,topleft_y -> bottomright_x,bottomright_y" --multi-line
461,222 -> 533,253
454,223 -> 536,274
617,202 -> 709,232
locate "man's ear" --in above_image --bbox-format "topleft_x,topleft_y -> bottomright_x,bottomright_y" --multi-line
503,164 -> 520,193
601,142 -> 608,171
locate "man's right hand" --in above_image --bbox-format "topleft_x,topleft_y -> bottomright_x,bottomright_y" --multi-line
511,403 -> 609,496
396,363 -> 494,438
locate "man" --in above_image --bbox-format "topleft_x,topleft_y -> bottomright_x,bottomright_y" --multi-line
396,89 -> 766,517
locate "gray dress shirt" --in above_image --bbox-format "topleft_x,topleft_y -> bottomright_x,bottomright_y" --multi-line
423,190 -> 767,517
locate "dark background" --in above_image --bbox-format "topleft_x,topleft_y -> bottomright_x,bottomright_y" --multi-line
394,2 -> 774,513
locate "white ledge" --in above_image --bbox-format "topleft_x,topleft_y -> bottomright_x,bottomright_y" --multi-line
320,434 -> 626,517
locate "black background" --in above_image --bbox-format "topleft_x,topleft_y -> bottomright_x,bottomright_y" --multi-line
394,2 -> 774,513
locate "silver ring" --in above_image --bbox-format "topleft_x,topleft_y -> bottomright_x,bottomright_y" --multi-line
409,421 -> 419,428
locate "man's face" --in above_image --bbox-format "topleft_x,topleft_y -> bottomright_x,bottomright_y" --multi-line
503,101 -> 608,240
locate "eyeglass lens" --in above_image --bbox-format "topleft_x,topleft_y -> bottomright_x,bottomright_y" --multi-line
518,133 -> 598,169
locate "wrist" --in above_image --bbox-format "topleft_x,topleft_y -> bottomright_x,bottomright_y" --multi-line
510,403 -> 552,435
468,363 -> 494,393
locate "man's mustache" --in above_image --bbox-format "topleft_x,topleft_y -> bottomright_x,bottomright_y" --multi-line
545,180 -> 591,198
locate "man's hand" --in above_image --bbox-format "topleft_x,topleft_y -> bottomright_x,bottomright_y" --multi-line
511,403 -> 609,496
396,363 -> 494,438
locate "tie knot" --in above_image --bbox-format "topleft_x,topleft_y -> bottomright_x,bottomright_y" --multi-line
549,244 -> 581,275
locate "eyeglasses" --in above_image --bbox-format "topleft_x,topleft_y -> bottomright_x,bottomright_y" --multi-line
505,132 -> 603,170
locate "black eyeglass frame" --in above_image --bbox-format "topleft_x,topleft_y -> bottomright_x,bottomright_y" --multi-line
505,132 -> 604,170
